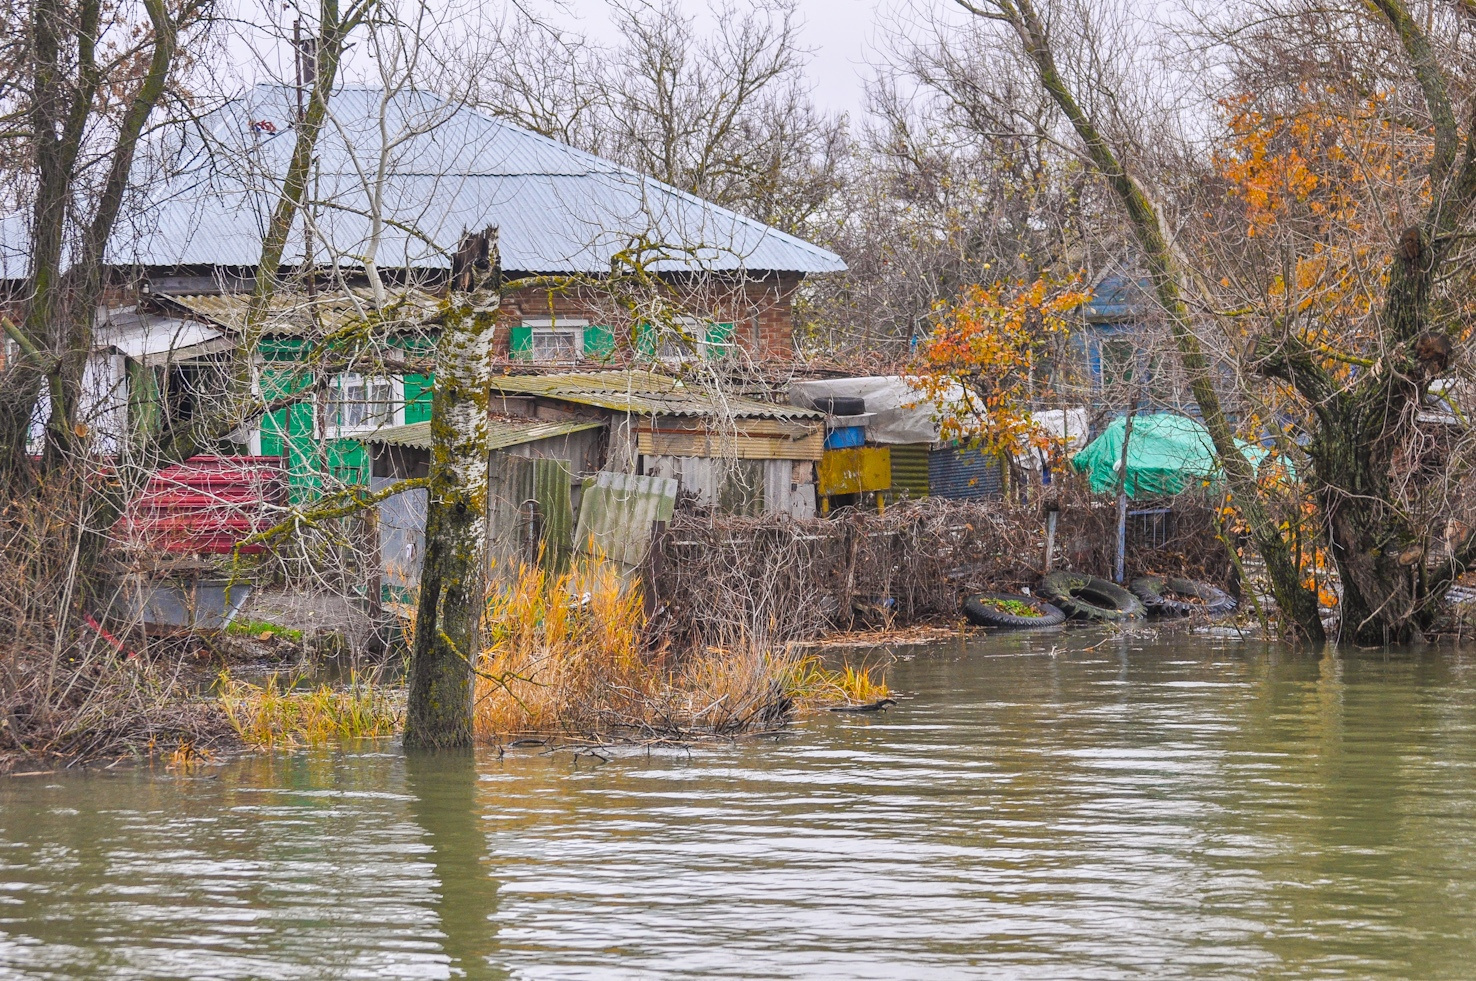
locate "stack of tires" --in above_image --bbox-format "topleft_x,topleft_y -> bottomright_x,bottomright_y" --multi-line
1130,576 -> 1237,618
1038,572 -> 1146,622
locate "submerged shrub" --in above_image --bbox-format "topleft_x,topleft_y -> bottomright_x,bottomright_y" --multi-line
218,670 -> 402,746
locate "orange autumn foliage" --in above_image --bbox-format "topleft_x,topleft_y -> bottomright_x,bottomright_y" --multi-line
1212,88 -> 1431,347
913,276 -> 1089,458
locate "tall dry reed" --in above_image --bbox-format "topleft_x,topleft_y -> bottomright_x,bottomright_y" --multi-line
474,556 -> 887,741
217,670 -> 403,747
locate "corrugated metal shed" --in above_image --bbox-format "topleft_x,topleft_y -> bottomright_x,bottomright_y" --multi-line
928,445 -> 1004,500
573,471 -> 678,572
362,417 -> 603,451
889,443 -> 930,499
83,86 -> 845,277
491,370 -> 823,421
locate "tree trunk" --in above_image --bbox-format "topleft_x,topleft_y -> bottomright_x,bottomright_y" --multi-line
405,229 -> 499,750
1307,360 -> 1430,645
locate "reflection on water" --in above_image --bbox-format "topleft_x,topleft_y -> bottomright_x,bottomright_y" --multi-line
405,750 -> 503,980
4,630 -> 1476,978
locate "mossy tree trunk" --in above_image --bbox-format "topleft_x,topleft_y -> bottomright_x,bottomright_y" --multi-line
405,229 -> 500,750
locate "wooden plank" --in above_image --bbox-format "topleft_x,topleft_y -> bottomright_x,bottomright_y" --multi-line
638,431 -> 824,461
641,417 -> 820,439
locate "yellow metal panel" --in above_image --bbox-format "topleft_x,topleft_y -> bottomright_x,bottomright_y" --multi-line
817,447 -> 892,495
638,430 -> 824,461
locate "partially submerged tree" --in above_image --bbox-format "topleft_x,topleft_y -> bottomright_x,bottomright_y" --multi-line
405,229 -> 499,749
1198,0 -> 1476,643
948,0 -> 1325,638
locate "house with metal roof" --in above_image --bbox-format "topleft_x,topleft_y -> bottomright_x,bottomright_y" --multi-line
37,83 -> 843,362
0,84 -> 845,499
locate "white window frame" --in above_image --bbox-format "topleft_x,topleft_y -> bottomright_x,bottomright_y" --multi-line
654,317 -> 730,363
523,318 -> 587,363
327,372 -> 403,437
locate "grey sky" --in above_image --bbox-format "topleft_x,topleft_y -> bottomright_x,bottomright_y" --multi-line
554,0 -> 886,115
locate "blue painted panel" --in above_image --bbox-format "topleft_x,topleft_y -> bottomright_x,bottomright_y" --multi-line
824,426 -> 866,450
928,445 -> 1003,500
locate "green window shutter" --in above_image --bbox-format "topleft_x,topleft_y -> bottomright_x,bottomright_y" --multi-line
257,336 -> 308,362
258,368 -> 298,457
403,373 -> 433,424
635,322 -> 658,356
330,440 -> 370,487
509,325 -> 533,361
259,412 -> 286,457
583,325 -> 615,361
705,322 -> 736,359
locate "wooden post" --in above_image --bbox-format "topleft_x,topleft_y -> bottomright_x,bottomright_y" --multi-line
1044,507 -> 1058,573
1113,405 -> 1138,585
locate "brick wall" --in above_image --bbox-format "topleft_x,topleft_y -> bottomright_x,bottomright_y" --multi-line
494,272 -> 801,362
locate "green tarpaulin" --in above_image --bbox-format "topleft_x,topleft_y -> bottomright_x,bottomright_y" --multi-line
1071,413 -> 1278,499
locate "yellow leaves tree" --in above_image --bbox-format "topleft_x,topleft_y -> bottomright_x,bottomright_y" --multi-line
913,276 -> 1089,458
1212,87 -> 1431,353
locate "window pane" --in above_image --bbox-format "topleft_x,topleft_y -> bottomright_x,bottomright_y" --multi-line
369,378 -> 394,425
342,380 -> 367,428
532,330 -> 578,362
335,375 -> 397,430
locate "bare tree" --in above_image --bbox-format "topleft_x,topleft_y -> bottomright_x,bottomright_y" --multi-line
470,0 -> 846,235
0,0 -> 211,483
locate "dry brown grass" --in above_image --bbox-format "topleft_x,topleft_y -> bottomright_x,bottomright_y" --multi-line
474,556 -> 889,741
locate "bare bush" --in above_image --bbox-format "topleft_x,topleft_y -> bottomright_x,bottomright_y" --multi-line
0,470 -> 233,768
654,491 -> 1235,648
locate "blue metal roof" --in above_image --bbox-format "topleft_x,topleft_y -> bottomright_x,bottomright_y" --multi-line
92,85 -> 845,277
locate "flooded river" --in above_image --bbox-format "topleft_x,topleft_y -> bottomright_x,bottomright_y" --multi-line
5,628 -> 1476,978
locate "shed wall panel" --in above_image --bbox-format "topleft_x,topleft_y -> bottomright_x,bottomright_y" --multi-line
928,445 -> 1004,500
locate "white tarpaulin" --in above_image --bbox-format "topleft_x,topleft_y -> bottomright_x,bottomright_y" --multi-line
789,376 -> 1087,454
788,376 -> 953,444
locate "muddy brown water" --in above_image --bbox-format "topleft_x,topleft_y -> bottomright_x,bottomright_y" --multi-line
4,628 -> 1476,979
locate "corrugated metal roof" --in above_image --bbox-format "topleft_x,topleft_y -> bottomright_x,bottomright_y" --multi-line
362,418 -> 603,451
490,370 -> 824,420
88,86 -> 845,277
161,287 -> 445,334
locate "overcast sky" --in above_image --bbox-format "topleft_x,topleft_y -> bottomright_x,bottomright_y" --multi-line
552,0 -> 888,116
